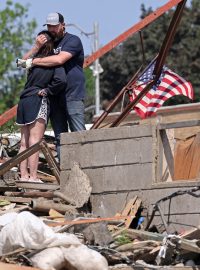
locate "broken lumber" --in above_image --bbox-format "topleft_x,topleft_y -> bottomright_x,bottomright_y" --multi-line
121,196 -> 138,216
5,191 -> 75,204
180,226 -> 200,240
116,240 -> 159,252
0,195 -> 31,204
121,196 -> 142,228
0,141 -> 41,176
48,215 -> 131,227
0,140 -> 60,183
114,229 -> 200,254
40,141 -> 60,183
0,262 -> 39,270
15,182 -> 59,190
5,191 -> 54,198
49,209 -> 65,222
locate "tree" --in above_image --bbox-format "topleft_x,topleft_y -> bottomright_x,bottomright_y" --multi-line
100,0 -> 200,110
84,67 -> 95,123
0,0 -> 37,113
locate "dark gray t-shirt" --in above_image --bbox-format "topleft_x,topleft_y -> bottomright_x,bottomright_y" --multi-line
54,33 -> 85,101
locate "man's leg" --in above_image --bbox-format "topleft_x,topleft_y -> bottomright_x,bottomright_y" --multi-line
66,100 -> 86,132
19,126 -> 30,180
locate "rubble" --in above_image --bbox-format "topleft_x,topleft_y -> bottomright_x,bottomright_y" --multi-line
1,134 -> 200,269
0,182 -> 200,270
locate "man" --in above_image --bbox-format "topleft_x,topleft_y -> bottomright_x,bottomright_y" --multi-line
21,12 -> 86,158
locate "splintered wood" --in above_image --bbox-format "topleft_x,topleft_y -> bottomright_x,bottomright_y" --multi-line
121,196 -> 142,228
0,262 -> 39,270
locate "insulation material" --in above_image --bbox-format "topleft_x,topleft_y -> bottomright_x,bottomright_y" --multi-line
0,212 -> 108,270
31,246 -> 108,270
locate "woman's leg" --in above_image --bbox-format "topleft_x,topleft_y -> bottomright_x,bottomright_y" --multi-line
19,126 -> 30,180
28,119 -> 46,180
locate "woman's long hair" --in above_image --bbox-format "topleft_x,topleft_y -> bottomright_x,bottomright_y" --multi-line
35,30 -> 55,57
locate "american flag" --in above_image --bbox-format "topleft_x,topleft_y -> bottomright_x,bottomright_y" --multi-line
129,61 -> 194,119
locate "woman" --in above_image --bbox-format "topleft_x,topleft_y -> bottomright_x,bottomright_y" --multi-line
16,30 -> 66,182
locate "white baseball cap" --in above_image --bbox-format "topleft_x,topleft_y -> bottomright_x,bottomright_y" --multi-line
43,12 -> 64,26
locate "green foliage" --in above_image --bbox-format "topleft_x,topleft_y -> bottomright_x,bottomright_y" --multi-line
0,118 -> 19,134
0,0 -> 37,114
84,67 -> 95,97
115,232 -> 132,246
100,0 -> 200,108
84,67 -> 95,123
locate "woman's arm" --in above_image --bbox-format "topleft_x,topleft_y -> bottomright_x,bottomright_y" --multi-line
38,67 -> 67,96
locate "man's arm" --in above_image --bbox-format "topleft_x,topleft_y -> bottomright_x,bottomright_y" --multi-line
32,51 -> 73,67
23,34 -> 47,60
17,48 -> 73,69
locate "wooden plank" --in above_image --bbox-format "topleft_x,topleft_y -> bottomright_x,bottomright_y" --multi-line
108,267 -> 133,270
48,215 -> 131,227
132,265 -> 200,270
125,198 -> 142,228
109,265 -> 200,270
121,196 -> 138,216
160,129 -> 174,179
15,182 -> 59,190
173,133 -> 200,180
0,185 -> 18,192
0,105 -> 17,126
174,126 -> 200,141
151,180 -> 200,189
36,172 -> 56,182
49,209 -> 65,222
116,240 -> 159,252
40,141 -> 60,184
119,229 -> 200,254
0,141 -> 42,176
181,227 -> 200,240
158,120 -> 200,130
5,191 -> 54,199
0,196 -> 31,204
121,196 -> 142,228
0,262 -> 39,270
0,140 -> 60,188
158,110 -> 200,126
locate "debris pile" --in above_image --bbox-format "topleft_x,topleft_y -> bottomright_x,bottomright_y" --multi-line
0,178 -> 199,270
1,136 -> 200,269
